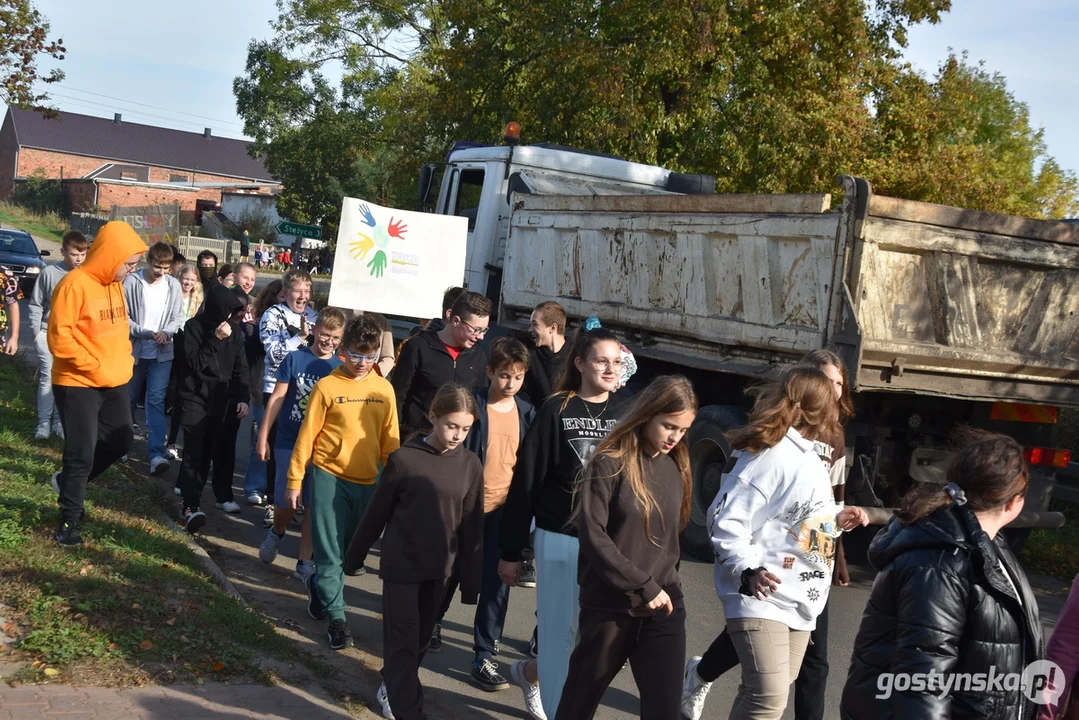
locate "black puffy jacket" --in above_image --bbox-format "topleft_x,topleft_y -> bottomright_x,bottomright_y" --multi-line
841,502 -> 1044,720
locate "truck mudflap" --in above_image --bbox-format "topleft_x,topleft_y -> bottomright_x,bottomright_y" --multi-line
860,506 -> 1064,530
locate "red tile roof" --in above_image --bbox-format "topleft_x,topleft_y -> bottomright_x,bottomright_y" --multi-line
7,107 -> 274,182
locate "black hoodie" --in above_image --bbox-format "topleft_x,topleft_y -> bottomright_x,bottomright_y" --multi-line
344,437 -> 484,602
390,328 -> 487,437
841,503 -> 1044,720
522,341 -> 569,405
179,284 -> 249,410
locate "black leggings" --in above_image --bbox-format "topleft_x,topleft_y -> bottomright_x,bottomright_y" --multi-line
556,607 -> 686,720
697,599 -> 830,720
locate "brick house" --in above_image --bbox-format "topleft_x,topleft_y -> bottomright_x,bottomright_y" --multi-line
0,107 -> 280,211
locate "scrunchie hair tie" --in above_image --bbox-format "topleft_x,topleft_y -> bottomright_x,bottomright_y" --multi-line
944,482 -> 968,506
583,317 -> 602,331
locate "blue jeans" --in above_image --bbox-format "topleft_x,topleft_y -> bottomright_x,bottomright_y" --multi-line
130,357 -> 171,460
535,528 -> 580,719
242,404 -> 267,496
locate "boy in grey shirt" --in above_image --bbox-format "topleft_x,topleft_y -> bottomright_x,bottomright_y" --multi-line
29,231 -> 87,440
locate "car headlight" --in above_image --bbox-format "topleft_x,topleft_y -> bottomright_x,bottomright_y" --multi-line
24,266 -> 40,274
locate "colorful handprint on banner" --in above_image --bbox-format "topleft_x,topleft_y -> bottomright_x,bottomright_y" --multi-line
348,203 -> 408,278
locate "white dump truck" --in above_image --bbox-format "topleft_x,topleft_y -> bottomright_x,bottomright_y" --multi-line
419,134 -> 1073,559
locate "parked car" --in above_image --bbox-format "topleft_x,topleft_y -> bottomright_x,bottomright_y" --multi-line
0,228 -> 50,295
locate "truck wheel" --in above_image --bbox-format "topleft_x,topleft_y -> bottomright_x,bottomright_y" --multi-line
681,405 -> 748,562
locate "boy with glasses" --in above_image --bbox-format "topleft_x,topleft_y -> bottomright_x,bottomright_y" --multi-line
124,242 -> 184,475
392,290 -> 491,438
285,314 -> 400,650
256,306 -> 347,583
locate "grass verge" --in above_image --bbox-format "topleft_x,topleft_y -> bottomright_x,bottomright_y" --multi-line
0,203 -> 68,245
1021,497 -> 1079,584
0,355 -> 330,686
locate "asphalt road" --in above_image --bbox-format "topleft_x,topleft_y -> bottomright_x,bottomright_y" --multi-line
11,255 -> 1068,719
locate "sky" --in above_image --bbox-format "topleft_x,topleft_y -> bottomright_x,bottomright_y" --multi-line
7,0 -> 1079,175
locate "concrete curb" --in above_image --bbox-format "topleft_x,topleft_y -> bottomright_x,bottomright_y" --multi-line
160,514 -> 250,608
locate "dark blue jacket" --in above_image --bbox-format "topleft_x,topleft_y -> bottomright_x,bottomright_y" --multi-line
465,387 -> 536,464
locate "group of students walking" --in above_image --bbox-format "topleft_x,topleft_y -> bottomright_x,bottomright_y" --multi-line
15,219 -> 1074,720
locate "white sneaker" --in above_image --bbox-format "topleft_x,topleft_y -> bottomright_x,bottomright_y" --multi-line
173,486 -> 182,496
259,528 -> 284,564
149,456 -> 171,475
246,492 -> 264,506
50,472 -> 61,494
34,422 -> 50,440
376,681 -> 395,720
216,501 -> 242,514
52,422 -> 64,440
294,558 -> 316,583
165,445 -> 181,460
510,660 -> 545,720
680,656 -> 713,720
262,506 -> 275,528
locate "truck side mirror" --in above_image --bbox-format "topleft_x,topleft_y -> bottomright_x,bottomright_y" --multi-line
417,164 -> 439,210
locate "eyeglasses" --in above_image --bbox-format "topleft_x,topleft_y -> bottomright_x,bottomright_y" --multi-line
458,318 -> 489,337
590,358 -> 624,371
342,349 -> 379,363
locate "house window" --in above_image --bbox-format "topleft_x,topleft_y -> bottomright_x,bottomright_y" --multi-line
169,174 -> 188,182
120,171 -> 138,181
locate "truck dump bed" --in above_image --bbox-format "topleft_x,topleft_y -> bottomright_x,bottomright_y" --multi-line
500,177 -> 1079,407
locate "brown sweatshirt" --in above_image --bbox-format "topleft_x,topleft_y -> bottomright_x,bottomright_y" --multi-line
344,437 -> 485,602
577,453 -> 685,613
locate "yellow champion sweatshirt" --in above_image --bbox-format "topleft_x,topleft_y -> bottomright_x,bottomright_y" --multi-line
287,367 -> 400,488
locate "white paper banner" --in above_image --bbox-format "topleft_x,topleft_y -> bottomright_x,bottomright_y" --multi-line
328,198 -> 468,318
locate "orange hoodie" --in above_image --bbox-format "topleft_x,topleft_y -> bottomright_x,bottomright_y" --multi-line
48,222 -> 149,388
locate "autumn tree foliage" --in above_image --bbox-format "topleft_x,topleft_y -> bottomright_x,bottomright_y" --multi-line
235,0 -> 1078,224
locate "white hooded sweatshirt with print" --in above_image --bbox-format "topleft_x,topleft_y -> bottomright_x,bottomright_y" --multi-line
708,427 -> 840,631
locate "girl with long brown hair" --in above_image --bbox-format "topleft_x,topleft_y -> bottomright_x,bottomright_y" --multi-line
842,430 -> 1044,719
554,375 -> 697,719
344,383 -> 484,720
683,349 -> 856,720
498,325 -> 629,720
708,366 -> 867,720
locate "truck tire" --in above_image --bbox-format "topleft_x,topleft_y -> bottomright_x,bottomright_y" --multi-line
681,405 -> 748,562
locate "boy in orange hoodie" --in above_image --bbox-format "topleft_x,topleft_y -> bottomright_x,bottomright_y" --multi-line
48,221 -> 148,546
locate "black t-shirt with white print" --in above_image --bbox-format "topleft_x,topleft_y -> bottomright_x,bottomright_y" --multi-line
500,392 -> 629,561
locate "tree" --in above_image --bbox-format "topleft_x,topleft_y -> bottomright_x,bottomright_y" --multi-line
0,0 -> 65,116
236,0 -> 1077,220
862,54 -> 1079,219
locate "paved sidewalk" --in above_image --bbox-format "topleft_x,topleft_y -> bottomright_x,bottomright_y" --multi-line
0,681 -> 360,719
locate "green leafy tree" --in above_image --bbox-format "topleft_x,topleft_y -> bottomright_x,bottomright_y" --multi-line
0,0 -> 65,116
236,0 -> 1077,220
862,54 -> 1079,218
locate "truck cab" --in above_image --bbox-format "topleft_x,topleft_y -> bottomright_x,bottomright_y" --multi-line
420,133 -> 714,310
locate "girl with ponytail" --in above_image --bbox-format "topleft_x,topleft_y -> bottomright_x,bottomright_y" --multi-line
498,322 -> 630,720
706,366 -> 868,720
842,429 -> 1044,719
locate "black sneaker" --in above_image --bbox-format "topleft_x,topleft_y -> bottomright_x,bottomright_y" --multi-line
327,619 -> 353,650
518,561 -> 537,588
182,509 -> 206,534
345,565 -> 366,577
493,638 -> 500,656
54,521 -> 83,547
528,627 -> 538,658
306,573 -> 324,620
471,658 -> 510,692
427,622 -> 442,653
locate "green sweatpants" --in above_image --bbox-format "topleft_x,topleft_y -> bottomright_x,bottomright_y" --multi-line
311,465 -> 378,622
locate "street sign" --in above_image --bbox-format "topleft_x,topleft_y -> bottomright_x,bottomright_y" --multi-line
276,221 -> 323,240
